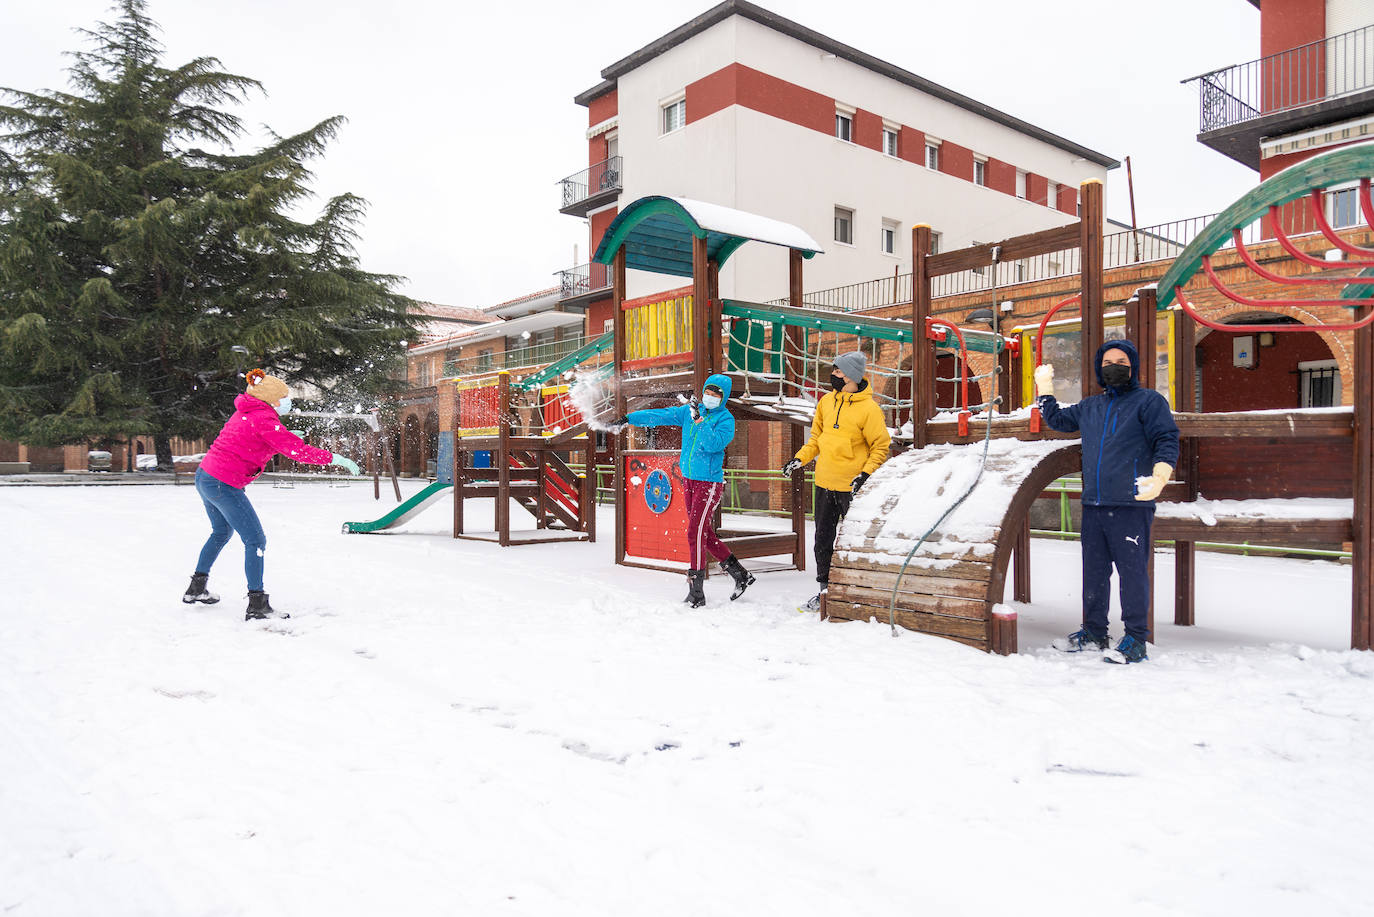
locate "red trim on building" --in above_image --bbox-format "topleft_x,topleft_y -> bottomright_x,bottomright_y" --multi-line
686,63 -> 834,133
1026,173 -> 1049,207
590,207 -> 618,254
939,140 -> 974,182
986,157 -> 1016,196
853,109 -> 883,152
1260,0 -> 1326,58
898,125 -> 924,165
1057,183 -> 1078,214
588,88 -> 618,126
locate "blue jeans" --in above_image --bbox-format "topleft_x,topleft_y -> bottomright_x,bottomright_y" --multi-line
194,468 -> 267,591
1081,504 -> 1154,643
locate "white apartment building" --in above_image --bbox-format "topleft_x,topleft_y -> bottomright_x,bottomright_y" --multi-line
557,0 -> 1117,324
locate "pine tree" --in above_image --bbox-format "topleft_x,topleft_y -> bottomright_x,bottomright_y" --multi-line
0,0 -> 415,468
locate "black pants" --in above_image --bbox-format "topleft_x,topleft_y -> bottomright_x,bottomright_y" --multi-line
1081,504 -> 1154,643
813,487 -> 852,585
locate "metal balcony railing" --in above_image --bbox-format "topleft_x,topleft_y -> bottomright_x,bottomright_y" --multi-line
559,156 -> 622,211
1184,23 -> 1374,133
442,334 -> 595,378
556,261 -> 613,300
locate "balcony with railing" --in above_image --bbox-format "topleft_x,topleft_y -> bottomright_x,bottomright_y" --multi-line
558,156 -> 622,217
442,334 -> 602,379
1183,23 -> 1374,168
556,261 -> 613,305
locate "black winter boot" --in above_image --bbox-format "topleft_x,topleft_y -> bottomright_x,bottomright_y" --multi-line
182,572 -> 219,605
720,554 -> 755,601
245,590 -> 288,621
685,570 -> 707,608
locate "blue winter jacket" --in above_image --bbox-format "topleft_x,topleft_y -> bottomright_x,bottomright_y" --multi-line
627,374 -> 736,483
1038,339 -> 1180,507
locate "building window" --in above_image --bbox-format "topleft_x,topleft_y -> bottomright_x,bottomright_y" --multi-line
882,127 -> 898,157
835,112 -> 853,142
1046,180 -> 1058,208
1300,360 -> 1341,407
971,240 -> 984,276
881,219 -> 899,254
834,207 -> 854,245
973,159 -> 987,187
662,98 -> 686,134
929,231 -> 941,255
925,142 -> 940,170
1333,187 -> 1359,227
1015,261 -> 1027,283
1016,170 -> 1027,199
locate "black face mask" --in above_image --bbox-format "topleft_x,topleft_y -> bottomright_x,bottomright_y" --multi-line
1101,363 -> 1132,389
829,374 -> 845,392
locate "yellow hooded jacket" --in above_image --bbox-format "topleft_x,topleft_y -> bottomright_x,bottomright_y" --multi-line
794,384 -> 891,492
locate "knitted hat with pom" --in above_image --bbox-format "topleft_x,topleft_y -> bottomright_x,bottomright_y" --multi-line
244,368 -> 289,405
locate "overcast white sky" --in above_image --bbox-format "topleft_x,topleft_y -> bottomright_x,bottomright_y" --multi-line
7,0 -> 1260,308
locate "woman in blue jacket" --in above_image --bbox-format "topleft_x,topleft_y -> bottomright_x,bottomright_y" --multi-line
620,374 -> 754,607
1036,339 -> 1180,663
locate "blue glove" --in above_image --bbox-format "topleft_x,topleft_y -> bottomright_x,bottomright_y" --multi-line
330,453 -> 361,476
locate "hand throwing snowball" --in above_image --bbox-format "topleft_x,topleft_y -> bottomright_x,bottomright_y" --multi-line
1036,341 -> 1180,663
621,374 -> 754,607
184,369 -> 362,621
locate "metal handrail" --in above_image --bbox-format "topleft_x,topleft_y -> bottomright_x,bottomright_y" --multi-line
442,335 -> 595,378
1183,23 -> 1374,133
556,261 -> 613,300
559,156 -> 623,209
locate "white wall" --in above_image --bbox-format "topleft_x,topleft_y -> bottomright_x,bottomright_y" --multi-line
613,13 -> 1111,302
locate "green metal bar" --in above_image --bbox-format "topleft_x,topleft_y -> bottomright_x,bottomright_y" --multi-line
512,332 -> 615,391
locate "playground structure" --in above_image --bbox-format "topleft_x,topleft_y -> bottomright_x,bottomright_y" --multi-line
823,143 -> 1373,653
348,144 -> 1373,655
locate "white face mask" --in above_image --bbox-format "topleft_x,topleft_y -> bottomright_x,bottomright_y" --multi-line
275,396 -> 293,416
701,393 -> 722,410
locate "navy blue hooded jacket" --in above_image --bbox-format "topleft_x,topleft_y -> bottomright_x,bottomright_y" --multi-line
1037,339 -> 1180,507
626,373 -> 735,483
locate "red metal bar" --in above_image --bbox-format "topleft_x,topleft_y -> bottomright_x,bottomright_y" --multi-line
1033,294 -> 1084,366
1308,189 -> 1374,258
1174,284 -> 1374,333
1269,206 -> 1374,268
1232,228 -> 1372,285
927,317 -> 971,434
1202,254 -> 1374,309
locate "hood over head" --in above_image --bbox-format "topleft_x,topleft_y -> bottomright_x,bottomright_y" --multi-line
1094,339 -> 1140,390
702,373 -> 732,406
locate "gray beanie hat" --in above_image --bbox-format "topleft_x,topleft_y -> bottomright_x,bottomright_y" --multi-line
834,351 -> 867,382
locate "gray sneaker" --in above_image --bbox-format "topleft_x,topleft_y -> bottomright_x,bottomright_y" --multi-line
797,593 -> 823,613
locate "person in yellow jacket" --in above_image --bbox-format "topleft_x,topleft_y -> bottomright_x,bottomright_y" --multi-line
781,351 -> 891,611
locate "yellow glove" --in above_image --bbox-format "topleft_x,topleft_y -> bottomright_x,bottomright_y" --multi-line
1134,462 -> 1173,501
1034,363 -> 1055,398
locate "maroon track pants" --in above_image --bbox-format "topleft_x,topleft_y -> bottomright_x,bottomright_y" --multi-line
683,478 -> 730,570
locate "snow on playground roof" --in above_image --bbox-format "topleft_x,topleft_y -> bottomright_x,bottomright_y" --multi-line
593,196 -> 823,278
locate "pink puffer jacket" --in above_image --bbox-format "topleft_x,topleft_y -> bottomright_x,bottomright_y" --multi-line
200,394 -> 335,489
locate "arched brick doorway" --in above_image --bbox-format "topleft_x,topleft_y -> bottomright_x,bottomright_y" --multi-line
423,411 -> 439,477
401,413 -> 423,477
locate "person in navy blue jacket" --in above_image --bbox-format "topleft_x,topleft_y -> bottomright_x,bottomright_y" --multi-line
617,374 -> 754,607
1036,339 -> 1180,663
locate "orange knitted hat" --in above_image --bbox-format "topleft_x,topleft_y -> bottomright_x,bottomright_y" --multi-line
244,368 -> 289,405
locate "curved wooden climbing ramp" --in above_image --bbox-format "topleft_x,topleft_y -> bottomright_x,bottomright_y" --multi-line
824,438 -> 1082,655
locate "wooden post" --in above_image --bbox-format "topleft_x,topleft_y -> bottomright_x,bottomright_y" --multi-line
1173,306 -> 1197,626
912,225 -> 934,449
370,431 -> 380,500
1078,181 -> 1104,400
613,248 -> 628,566
788,248 -> 807,571
382,436 -> 401,502
692,235 -> 710,392
583,438 -> 597,541
1013,514 -> 1031,603
1353,313 -> 1373,650
535,447 -> 548,529
708,259 -> 723,376
453,434 -> 464,537
497,372 -> 511,547
1128,285 -> 1160,637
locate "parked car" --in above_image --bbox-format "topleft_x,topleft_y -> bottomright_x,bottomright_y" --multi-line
87,450 -> 112,472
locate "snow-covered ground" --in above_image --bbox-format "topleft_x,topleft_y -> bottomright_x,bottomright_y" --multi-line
3,479 -> 1372,916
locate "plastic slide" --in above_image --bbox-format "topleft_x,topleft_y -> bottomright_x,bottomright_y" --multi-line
342,481 -> 452,534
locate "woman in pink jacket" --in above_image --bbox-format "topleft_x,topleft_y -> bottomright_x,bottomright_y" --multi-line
182,370 -> 360,620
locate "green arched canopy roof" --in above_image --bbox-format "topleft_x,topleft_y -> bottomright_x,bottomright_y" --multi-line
593,196 -> 823,277
1157,140 -> 1374,308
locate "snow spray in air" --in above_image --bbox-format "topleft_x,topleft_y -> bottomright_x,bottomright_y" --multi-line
568,370 -> 624,432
